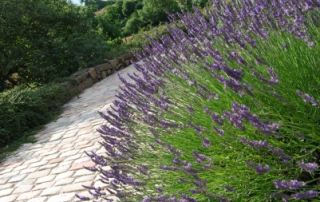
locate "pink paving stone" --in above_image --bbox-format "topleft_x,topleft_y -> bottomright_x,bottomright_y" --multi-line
60,181 -> 93,193
35,175 -> 56,184
16,190 -> 41,201
54,171 -> 75,181
7,162 -> 23,169
48,157 -> 65,164
33,181 -> 55,191
27,196 -> 47,202
8,173 -> 27,183
12,184 -> 34,194
70,160 -> 96,171
77,126 -> 93,135
25,169 -> 51,179
46,193 -> 75,202
0,188 -> 14,197
40,186 -> 63,196
0,194 -> 18,202
54,177 -> 75,186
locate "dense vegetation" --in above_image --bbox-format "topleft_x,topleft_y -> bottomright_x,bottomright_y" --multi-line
75,0 -> 320,201
0,0 -> 209,162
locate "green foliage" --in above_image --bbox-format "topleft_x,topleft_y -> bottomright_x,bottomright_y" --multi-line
122,0 -> 139,17
0,83 -> 77,148
192,0 -> 209,8
177,0 -> 193,11
138,0 -> 180,25
123,13 -> 144,35
0,0 -> 108,92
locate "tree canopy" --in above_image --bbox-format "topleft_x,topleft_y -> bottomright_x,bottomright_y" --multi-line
0,0 -> 108,91
138,0 -> 180,25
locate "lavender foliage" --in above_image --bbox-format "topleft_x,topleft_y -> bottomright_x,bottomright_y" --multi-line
77,0 -> 320,201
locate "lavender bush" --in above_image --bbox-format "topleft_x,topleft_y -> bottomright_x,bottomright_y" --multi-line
77,0 -> 320,201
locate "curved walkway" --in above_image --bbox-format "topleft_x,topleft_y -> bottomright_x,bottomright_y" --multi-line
0,61 -> 143,202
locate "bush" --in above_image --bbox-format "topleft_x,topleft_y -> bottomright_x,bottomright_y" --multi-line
76,0 -> 320,201
0,0 -> 108,92
0,83 -> 76,148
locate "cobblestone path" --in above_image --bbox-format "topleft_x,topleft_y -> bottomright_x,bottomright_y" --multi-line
0,61 -> 143,202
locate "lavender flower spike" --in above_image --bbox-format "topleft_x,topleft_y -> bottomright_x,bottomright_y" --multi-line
297,161 -> 319,173
246,161 -> 270,174
75,194 -> 90,201
292,190 -> 319,200
273,179 -> 306,190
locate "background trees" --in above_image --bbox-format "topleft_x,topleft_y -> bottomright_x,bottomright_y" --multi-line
138,0 -> 180,25
0,0 -> 108,91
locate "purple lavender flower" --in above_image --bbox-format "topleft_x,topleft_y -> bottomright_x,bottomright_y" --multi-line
273,179 -> 306,190
241,137 -> 268,149
246,161 -> 270,174
297,161 -> 319,172
296,90 -> 319,106
292,190 -> 319,200
75,194 -> 90,201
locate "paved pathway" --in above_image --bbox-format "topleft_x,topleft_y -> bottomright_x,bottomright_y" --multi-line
0,61 -> 143,202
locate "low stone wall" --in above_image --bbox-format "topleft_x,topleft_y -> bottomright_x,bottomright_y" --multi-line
60,51 -> 139,93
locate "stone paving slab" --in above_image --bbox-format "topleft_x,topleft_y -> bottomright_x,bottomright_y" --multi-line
0,61 -> 143,202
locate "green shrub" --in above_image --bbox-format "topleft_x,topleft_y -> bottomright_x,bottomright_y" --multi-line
0,83 -> 77,148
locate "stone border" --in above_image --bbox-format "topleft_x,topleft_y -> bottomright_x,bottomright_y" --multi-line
59,51 -> 143,93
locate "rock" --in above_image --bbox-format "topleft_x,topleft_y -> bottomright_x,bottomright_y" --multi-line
101,71 -> 107,79
125,60 -> 130,66
85,78 -> 94,88
70,68 -> 88,82
88,68 -> 97,80
118,56 -> 125,64
77,82 -> 86,92
109,59 -> 119,69
95,63 -> 112,72
115,64 -> 122,70
123,53 -> 132,60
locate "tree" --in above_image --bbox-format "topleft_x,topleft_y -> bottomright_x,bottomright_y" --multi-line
177,0 -> 192,11
0,0 -> 108,91
192,0 -> 209,8
122,0 -> 138,17
124,13 -> 144,35
138,0 -> 180,25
